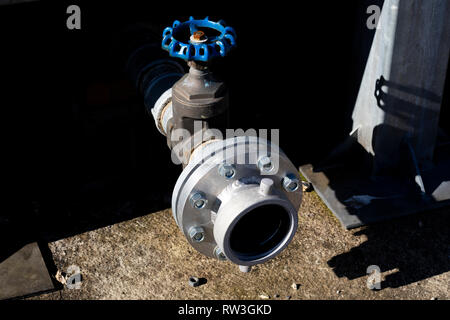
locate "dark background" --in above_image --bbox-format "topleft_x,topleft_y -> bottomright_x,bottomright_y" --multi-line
0,0 -> 448,259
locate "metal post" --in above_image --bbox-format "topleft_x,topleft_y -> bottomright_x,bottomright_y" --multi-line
300,0 -> 450,228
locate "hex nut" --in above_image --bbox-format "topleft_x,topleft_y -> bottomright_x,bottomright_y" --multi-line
189,226 -> 205,242
193,31 -> 206,41
257,156 -> 273,172
283,174 -> 300,192
214,246 -> 227,261
190,192 -> 207,209
218,163 -> 235,179
173,76 -> 225,100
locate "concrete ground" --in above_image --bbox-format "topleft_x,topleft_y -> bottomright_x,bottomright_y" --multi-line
29,190 -> 449,300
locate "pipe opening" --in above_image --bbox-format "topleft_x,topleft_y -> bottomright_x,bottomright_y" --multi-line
229,204 -> 292,261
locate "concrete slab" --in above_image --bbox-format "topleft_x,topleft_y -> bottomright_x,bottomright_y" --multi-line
28,191 -> 449,300
0,242 -> 55,300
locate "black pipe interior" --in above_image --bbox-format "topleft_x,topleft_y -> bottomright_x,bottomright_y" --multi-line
229,204 -> 291,261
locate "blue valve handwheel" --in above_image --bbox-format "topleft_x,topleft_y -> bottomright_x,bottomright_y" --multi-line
161,17 -> 237,62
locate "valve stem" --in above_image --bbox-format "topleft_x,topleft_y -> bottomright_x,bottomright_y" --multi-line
190,30 -> 208,43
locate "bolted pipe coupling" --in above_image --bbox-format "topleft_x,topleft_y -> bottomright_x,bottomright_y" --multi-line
126,17 -> 302,271
172,136 -> 301,267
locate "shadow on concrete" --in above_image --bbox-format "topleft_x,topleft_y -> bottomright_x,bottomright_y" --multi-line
318,70 -> 450,288
309,124 -> 450,288
328,206 -> 449,288
312,71 -> 450,288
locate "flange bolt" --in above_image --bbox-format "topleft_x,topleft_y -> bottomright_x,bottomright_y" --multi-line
189,226 -> 205,242
218,163 -> 236,179
282,173 -> 300,192
190,192 -> 208,209
258,156 -> 273,172
214,246 -> 227,261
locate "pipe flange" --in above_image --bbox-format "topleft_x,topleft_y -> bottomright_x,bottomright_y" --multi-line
172,136 -> 302,264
